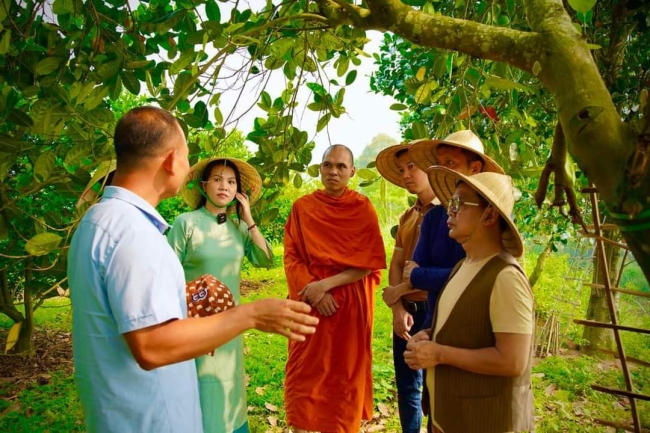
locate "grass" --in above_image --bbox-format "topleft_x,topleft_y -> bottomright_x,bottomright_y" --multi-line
1,247 -> 649,432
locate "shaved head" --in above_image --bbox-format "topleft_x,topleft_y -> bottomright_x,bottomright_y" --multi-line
323,144 -> 354,167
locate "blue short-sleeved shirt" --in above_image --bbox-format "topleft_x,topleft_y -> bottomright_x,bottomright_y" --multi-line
410,205 -> 466,328
68,186 -> 202,433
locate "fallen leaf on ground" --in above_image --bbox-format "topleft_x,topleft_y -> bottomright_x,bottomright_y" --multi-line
268,416 -> 278,426
265,402 -> 278,412
256,386 -> 265,395
377,402 -> 390,417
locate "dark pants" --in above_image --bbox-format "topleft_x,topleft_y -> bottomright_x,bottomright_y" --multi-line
393,301 -> 428,433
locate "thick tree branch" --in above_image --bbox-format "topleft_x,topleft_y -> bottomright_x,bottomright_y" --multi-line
535,123 -> 586,229
317,0 -> 374,28
318,0 -> 540,73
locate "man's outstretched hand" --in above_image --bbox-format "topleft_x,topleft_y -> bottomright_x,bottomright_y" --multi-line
250,298 -> 319,341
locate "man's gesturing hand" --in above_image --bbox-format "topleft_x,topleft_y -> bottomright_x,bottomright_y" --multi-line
250,298 -> 319,341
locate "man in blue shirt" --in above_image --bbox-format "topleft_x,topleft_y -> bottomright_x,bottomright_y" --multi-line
68,106 -> 318,432
405,130 -> 505,328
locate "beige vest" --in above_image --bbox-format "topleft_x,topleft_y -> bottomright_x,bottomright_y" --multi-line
432,252 -> 534,433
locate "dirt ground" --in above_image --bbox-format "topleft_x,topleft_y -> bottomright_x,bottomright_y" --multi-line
0,328 -> 73,401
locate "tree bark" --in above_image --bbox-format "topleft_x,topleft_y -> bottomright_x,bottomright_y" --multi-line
12,260 -> 34,356
582,230 -> 621,353
528,239 -> 552,288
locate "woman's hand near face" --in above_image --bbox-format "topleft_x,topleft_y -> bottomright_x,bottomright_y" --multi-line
236,192 -> 254,226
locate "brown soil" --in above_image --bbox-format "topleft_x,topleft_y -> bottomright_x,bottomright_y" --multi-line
0,328 -> 73,398
240,278 -> 272,297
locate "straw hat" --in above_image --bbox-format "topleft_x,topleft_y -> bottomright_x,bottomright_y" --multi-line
75,159 -> 116,209
180,157 -> 262,210
375,144 -> 413,187
409,130 -> 505,174
427,166 -> 523,258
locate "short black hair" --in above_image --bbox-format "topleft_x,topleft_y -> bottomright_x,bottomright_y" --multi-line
437,144 -> 484,170
395,148 -> 409,159
323,144 -> 354,166
113,106 -> 181,169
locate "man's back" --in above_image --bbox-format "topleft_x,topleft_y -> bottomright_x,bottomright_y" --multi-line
69,186 -> 202,433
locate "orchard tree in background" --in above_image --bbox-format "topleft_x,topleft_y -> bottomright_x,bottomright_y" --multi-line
1,0 -> 649,353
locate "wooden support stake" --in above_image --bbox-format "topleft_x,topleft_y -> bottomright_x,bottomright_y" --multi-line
574,319 -> 650,335
591,385 -> 650,402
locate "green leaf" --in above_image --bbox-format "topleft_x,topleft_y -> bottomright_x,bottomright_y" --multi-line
97,60 -> 121,80
205,1 -> 221,22
170,51 -> 195,75
65,142 -> 92,167
586,44 -> 601,50
121,71 -> 141,95
5,322 -> 21,354
411,120 -> 428,139
357,168 -> 376,180
345,70 -> 357,86
125,60 -> 152,70
7,109 -> 34,127
482,76 -> 533,94
0,30 -> 11,55
390,103 -> 408,111
293,173 -> 303,189
415,66 -> 426,81
307,164 -> 320,178
259,91 -> 272,111
567,0 -> 596,14
414,82 -> 433,104
154,9 -> 186,35
260,207 -> 279,226
316,113 -> 331,132
390,224 -> 398,240
337,56 -> 349,77
25,232 -> 63,256
34,57 -> 64,76
34,152 -> 56,183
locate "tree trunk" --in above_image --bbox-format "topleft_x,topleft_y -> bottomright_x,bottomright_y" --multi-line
582,230 -> 621,353
11,260 -> 34,356
528,239 -> 552,288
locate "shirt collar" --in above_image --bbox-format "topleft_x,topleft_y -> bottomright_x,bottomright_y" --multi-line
413,197 -> 437,213
101,186 -> 170,234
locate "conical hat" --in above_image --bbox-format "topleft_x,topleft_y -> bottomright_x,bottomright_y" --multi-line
375,144 -> 411,187
427,166 -> 523,258
409,130 -> 504,174
180,157 -> 262,210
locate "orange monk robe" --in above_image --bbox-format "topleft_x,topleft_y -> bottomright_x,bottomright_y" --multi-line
283,188 -> 386,432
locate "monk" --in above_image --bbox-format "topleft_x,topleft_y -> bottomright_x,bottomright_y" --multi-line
283,145 -> 386,432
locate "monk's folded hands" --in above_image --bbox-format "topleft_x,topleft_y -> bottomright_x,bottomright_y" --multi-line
313,293 -> 339,316
299,280 -> 331,305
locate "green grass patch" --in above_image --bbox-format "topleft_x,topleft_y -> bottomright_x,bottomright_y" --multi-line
1,248 -> 649,432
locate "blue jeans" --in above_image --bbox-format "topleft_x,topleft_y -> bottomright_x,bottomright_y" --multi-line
393,307 -> 428,433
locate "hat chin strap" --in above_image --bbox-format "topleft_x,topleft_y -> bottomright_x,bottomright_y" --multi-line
458,206 -> 490,246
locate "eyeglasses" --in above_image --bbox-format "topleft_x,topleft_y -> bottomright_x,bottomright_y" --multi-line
447,196 -> 480,214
